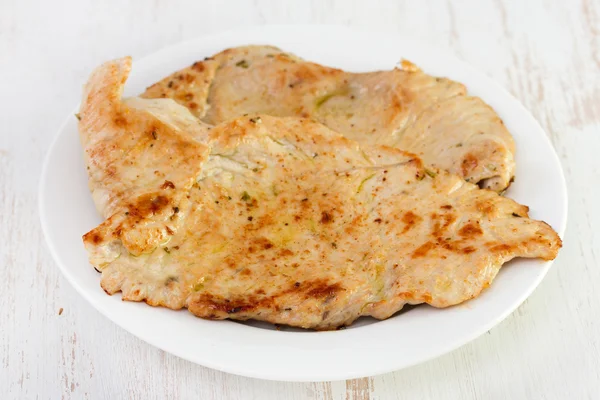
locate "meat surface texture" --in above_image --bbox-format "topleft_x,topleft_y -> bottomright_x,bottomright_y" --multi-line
79,58 -> 561,330
142,45 -> 516,192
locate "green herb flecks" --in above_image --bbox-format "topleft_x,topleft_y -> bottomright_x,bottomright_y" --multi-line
425,169 -> 437,178
357,173 -> 376,193
271,184 -> 280,196
236,60 -> 249,68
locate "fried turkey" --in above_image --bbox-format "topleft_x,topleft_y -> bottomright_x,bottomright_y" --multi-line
79,58 -> 560,330
142,45 -> 516,191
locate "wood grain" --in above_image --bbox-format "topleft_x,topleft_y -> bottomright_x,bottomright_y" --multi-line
1,0 -> 599,398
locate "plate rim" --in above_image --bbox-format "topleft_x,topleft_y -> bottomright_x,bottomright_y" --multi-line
39,24 -> 568,382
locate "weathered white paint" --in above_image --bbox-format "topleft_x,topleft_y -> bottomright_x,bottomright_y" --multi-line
1,0 -> 598,398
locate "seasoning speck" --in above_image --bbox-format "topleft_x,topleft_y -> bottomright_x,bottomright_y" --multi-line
236,60 -> 249,68
425,169 -> 437,178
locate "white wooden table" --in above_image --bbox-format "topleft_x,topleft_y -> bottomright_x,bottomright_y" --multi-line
2,0 -> 599,398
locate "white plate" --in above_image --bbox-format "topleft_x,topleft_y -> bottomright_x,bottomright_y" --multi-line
39,25 -> 567,382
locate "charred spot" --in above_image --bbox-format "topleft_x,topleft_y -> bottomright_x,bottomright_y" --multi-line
401,211 -> 422,234
84,231 -> 104,245
462,246 -> 476,254
279,248 -> 294,257
128,194 -> 171,218
294,282 -> 301,287
411,241 -> 435,258
458,223 -> 483,238
192,61 -> 205,71
476,199 -> 496,214
488,243 -> 513,253
165,276 -> 179,286
188,102 -> 198,110
461,153 -> 479,176
149,195 -> 169,213
161,180 -> 175,190
441,204 -> 453,210
320,211 -> 333,224
190,294 -> 257,317
253,237 -> 274,250
431,212 -> 457,237
305,281 -> 342,300
113,114 -> 127,127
